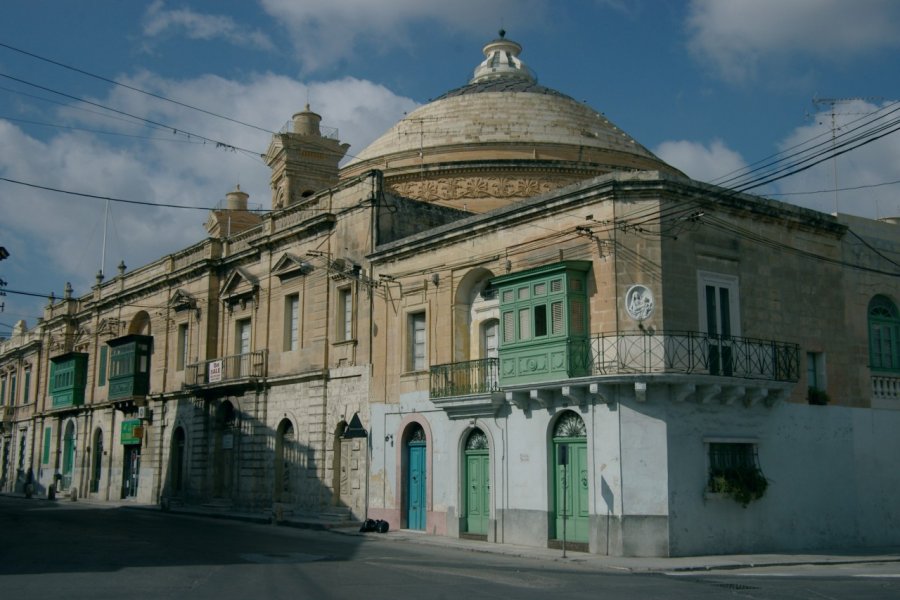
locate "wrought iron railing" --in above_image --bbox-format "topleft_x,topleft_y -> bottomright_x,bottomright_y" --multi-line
429,332 -> 798,399
584,331 -> 799,382
430,358 -> 500,399
185,350 -> 267,386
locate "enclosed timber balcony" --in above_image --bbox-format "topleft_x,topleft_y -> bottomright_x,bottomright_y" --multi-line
185,350 -> 267,389
49,352 -> 88,409
429,331 -> 799,418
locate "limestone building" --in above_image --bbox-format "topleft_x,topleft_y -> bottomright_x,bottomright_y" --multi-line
2,33 -> 900,556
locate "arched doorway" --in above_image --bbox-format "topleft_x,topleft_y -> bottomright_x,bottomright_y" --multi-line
61,421 -> 76,491
170,427 -> 186,496
273,419 -> 295,503
90,427 -> 103,493
551,411 -> 589,543
213,401 -> 236,498
405,423 -> 427,530
463,428 -> 490,535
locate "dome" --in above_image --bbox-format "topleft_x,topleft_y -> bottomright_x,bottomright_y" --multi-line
340,32 -> 682,211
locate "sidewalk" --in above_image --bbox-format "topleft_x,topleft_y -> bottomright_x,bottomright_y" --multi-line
6,492 -> 900,574
347,527 -> 900,574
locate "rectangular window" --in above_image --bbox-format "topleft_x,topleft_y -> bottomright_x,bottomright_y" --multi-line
176,323 -> 189,371
518,308 -> 531,340
806,352 -> 819,389
806,352 -> 828,403
138,344 -> 149,373
534,304 -> 548,337
236,319 -> 251,355
9,373 -> 16,406
284,294 -> 300,351
709,442 -> 757,472
708,441 -> 763,496
98,345 -> 108,387
551,301 -> 564,335
698,272 -> 740,338
409,312 -> 426,371
502,311 -> 515,343
1,375 -> 6,406
337,288 -> 352,342
22,368 -> 31,404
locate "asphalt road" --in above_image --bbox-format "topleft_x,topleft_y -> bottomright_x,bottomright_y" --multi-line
0,496 -> 898,599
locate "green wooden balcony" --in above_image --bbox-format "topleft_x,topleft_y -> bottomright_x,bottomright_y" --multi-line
49,352 -> 88,409
107,335 -> 153,401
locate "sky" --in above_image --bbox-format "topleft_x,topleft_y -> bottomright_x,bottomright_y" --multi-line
2,0 -> 900,333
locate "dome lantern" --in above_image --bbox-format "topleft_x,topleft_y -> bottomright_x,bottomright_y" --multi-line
470,30 -> 536,84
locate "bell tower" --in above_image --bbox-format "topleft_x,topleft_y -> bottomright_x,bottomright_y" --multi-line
265,105 -> 350,210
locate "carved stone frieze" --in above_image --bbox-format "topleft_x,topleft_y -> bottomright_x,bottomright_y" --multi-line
389,173 -> 576,203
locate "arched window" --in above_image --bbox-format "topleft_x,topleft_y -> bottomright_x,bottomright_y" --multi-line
869,295 -> 900,371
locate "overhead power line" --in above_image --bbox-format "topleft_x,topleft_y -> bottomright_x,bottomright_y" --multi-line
0,175 -> 268,212
0,114 -> 211,144
0,41 -> 275,135
0,71 -> 265,157
710,100 -> 900,193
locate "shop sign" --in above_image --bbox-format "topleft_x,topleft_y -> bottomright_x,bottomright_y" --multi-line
121,419 -> 143,445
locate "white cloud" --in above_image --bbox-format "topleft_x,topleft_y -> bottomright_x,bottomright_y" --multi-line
259,0 -> 548,71
0,71 -> 417,320
142,0 -> 274,50
769,100 -> 900,218
654,138 -> 747,184
686,0 -> 900,83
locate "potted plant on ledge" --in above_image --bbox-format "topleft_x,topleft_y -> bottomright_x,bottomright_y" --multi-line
709,466 -> 769,507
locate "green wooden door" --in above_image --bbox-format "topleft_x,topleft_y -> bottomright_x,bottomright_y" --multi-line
553,439 -> 589,543
465,451 -> 490,534
407,442 -> 426,530
61,422 -> 75,489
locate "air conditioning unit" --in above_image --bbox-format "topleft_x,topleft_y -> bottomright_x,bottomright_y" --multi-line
137,406 -> 151,421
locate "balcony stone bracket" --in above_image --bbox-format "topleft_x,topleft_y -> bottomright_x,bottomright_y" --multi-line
588,383 -> 616,404
667,380 -> 793,407
505,390 -> 530,410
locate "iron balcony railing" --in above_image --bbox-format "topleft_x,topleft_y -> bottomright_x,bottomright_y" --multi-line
576,331 -> 799,382
430,357 -> 500,399
185,350 -> 268,387
430,331 -> 798,399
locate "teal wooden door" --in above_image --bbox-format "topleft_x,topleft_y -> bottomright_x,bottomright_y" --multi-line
553,439 -> 589,543
407,442 -> 426,530
61,424 -> 75,490
465,452 -> 490,534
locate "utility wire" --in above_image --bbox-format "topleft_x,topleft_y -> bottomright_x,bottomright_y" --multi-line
767,178 -> 900,197
0,41 -> 275,135
0,71 -> 265,156
710,100 -> 900,189
0,175 -> 267,212
0,115 -> 210,144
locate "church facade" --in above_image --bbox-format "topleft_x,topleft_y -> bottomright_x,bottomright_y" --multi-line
2,34 -> 900,557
